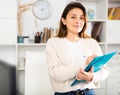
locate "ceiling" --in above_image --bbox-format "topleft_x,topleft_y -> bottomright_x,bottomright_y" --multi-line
76,0 -> 120,3
109,0 -> 120,3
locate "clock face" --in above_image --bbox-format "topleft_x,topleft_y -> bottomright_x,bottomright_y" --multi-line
32,0 -> 52,20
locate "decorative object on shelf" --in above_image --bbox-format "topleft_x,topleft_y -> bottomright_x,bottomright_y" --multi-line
17,36 -> 24,43
32,0 -> 52,20
34,32 -> 41,43
87,9 -> 95,19
17,2 -> 33,36
17,36 -> 29,43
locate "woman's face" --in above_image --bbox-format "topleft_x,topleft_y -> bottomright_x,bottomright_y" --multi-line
62,8 -> 85,35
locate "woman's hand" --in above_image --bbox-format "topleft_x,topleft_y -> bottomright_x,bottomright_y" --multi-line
76,67 -> 94,81
86,55 -> 96,65
76,55 -> 96,81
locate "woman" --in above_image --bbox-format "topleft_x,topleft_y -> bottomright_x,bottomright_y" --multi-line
46,2 -> 109,95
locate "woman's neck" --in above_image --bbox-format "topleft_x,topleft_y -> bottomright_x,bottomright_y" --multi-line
66,34 -> 80,42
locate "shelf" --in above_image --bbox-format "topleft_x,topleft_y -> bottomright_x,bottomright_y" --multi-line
0,44 -> 16,46
76,0 -> 101,2
17,68 -> 25,71
107,43 -> 120,45
98,42 -> 106,45
88,19 -> 106,22
109,0 -> 120,3
17,43 -> 46,46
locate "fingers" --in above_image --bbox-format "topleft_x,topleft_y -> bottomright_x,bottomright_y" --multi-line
76,69 -> 87,80
76,69 -> 83,80
86,55 -> 96,65
76,67 -> 94,81
90,66 -> 94,73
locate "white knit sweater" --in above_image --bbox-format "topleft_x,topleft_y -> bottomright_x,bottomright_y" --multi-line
45,37 -> 109,93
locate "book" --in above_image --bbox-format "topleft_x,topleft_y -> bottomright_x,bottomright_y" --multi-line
91,22 -> 103,42
112,6 -> 120,20
71,51 -> 117,86
108,7 -> 116,19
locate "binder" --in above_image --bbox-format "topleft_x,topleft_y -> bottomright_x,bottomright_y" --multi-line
71,51 -> 117,86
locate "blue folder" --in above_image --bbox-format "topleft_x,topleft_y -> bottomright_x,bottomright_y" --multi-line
71,51 -> 117,86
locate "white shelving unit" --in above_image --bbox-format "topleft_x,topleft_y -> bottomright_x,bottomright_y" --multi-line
107,1 -> 120,95
79,0 -> 120,95
0,0 -> 120,95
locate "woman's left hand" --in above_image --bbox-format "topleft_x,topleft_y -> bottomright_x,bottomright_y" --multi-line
86,55 -> 96,65
76,67 -> 94,81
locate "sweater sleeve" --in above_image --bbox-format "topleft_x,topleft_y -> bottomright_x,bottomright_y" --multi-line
92,65 -> 110,83
90,39 -> 110,84
45,38 -> 78,82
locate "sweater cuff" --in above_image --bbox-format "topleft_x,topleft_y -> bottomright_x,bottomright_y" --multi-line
92,72 -> 101,83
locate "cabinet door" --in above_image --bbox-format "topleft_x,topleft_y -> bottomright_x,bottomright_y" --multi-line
95,88 -> 106,95
107,77 -> 120,88
25,52 -> 53,95
107,88 -> 120,95
0,0 -> 17,18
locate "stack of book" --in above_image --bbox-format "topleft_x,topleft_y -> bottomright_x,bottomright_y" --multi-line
34,27 -> 58,43
91,22 -> 103,42
108,6 -> 120,20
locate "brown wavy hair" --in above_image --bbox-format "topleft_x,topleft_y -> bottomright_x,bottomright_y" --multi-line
57,2 -> 90,38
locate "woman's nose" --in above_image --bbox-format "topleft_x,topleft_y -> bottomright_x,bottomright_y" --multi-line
75,18 -> 82,24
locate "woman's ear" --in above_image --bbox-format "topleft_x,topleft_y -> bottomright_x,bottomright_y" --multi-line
61,18 -> 66,25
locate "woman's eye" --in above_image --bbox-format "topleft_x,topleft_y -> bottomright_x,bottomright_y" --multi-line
71,16 -> 76,19
80,17 -> 84,20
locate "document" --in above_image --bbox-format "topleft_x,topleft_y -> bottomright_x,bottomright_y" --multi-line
71,51 -> 117,86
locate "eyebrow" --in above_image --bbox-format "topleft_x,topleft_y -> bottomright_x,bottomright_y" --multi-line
69,14 -> 84,17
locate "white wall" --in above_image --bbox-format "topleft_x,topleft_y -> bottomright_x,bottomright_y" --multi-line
18,0 -> 68,36
0,0 -> 17,65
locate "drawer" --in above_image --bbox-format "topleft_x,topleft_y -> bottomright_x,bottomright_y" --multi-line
107,77 -> 120,88
109,66 -> 120,77
95,88 -> 106,95
107,88 -> 120,95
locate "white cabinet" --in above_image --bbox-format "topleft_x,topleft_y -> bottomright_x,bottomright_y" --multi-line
25,52 -> 53,95
106,1 -> 120,95
107,88 -> 120,95
17,44 -> 46,95
95,88 -> 106,95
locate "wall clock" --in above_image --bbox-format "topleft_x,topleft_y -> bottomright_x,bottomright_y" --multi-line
32,0 -> 52,20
